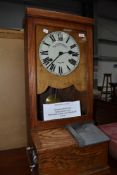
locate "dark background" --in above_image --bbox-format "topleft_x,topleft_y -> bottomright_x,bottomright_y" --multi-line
0,0 -> 93,29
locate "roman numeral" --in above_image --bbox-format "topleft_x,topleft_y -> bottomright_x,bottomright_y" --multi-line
43,57 -> 52,65
59,66 -> 63,75
43,41 -> 50,47
49,34 -> 56,42
58,33 -> 63,41
40,50 -> 48,55
72,52 -> 79,56
66,35 -> 70,43
70,44 -> 77,49
69,59 -> 77,66
49,63 -> 56,72
67,65 -> 71,71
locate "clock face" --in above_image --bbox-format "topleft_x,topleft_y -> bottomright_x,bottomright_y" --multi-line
39,31 -> 80,76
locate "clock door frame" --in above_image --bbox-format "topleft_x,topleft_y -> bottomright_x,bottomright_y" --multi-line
25,8 -> 94,130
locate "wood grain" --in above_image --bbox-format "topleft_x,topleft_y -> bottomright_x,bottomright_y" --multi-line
0,29 -> 24,39
26,7 -> 93,25
32,128 -> 110,175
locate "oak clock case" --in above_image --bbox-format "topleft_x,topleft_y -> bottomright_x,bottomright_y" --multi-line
36,25 -> 88,121
25,8 -> 110,175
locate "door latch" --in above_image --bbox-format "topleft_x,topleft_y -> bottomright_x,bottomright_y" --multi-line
26,146 -> 38,172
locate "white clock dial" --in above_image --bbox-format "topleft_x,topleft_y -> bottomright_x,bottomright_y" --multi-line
39,31 -> 80,76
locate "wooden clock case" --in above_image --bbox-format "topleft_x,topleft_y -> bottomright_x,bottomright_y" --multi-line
25,7 -> 110,175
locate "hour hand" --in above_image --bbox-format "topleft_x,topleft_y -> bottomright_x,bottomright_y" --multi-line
68,50 -> 79,56
61,50 -> 79,56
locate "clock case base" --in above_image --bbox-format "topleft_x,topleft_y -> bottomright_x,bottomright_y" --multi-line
32,126 -> 110,175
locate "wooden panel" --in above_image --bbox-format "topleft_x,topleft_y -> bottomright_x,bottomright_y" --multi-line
32,128 -> 110,175
0,29 -> 24,39
0,29 -> 27,150
26,7 -> 93,25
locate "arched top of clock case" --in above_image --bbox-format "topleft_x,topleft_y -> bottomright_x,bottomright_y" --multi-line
25,7 -> 94,130
25,7 -> 94,26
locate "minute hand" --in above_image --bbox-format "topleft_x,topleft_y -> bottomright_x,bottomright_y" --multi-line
58,50 -> 79,56
47,51 -> 64,68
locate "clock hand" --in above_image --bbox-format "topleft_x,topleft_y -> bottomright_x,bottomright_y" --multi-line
47,51 -> 64,68
65,50 -> 79,56
58,50 -> 79,56
47,50 -> 79,69
68,50 -> 75,54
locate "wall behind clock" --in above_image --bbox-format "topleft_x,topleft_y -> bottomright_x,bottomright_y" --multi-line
0,0 -> 93,29
0,29 -> 27,150
93,0 -> 117,87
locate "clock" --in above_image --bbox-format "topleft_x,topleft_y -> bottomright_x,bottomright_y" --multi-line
25,7 -> 94,129
39,31 -> 80,76
25,8 -> 110,175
